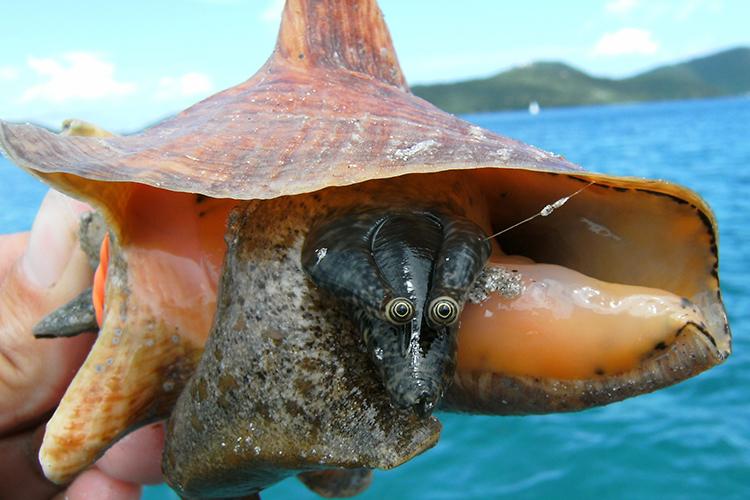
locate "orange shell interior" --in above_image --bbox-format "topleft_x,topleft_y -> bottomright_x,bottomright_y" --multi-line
77,168 -> 728,383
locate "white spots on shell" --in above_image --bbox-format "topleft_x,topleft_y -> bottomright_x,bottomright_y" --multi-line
373,347 -> 384,361
163,381 -> 175,392
253,446 -> 261,455
528,145 -> 555,161
391,139 -> 438,161
144,338 -> 155,347
111,336 -> 120,345
493,148 -> 512,162
262,328 -> 285,342
349,118 -> 365,144
580,217 -> 622,241
469,125 -> 486,140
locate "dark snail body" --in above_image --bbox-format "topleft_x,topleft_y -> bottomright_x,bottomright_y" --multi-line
302,209 -> 491,415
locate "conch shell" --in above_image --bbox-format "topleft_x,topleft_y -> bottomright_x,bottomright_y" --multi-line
0,0 -> 730,496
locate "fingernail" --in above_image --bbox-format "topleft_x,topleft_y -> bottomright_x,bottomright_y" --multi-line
22,191 -> 90,289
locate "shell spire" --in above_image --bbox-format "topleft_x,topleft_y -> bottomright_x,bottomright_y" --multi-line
274,0 -> 408,90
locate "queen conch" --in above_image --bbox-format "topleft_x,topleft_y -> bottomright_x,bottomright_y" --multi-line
0,0 -> 731,497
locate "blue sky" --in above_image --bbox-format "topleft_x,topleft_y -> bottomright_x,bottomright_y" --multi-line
0,0 -> 747,132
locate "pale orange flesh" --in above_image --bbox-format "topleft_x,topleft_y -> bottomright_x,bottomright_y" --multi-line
457,254 -> 708,380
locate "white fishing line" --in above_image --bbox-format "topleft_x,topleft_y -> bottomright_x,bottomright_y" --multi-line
485,181 -> 595,240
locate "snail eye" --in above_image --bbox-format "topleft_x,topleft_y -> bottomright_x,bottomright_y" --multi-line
428,296 -> 460,326
384,297 -> 415,324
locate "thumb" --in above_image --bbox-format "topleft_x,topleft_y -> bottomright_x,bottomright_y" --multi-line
0,189 -> 96,434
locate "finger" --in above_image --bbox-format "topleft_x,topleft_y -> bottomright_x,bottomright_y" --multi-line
59,468 -> 141,500
0,190 -> 95,434
96,422 -> 165,485
0,232 -> 29,280
0,423 -> 62,500
0,421 -> 162,500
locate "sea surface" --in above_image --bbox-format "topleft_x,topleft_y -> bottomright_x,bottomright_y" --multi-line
1,96 -> 748,499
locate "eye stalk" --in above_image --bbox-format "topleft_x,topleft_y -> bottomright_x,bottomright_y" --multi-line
428,296 -> 460,326
384,297 -> 415,325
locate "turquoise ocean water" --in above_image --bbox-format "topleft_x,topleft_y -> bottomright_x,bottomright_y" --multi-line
1,96 -> 747,498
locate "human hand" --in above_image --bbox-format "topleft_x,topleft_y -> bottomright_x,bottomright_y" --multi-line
0,189 -> 165,499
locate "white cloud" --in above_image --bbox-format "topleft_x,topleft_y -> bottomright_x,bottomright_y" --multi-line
0,66 -> 19,81
593,28 -> 659,56
260,0 -> 285,24
155,72 -> 214,100
674,0 -> 723,21
605,0 -> 639,14
21,52 -> 136,103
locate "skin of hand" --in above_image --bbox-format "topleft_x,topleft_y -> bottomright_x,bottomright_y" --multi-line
0,189 -> 165,499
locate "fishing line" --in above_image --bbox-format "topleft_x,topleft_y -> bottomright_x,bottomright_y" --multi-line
484,181 -> 595,240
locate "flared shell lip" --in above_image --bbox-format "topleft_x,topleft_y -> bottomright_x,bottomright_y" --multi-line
0,52 -> 584,203
0,118 -> 716,228
0,49 -> 715,227
0,130 -> 581,202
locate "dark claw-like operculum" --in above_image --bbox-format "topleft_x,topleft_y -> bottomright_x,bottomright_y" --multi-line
33,287 -> 98,338
302,208 -> 490,416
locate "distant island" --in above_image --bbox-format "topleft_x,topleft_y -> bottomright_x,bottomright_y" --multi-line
411,47 -> 750,114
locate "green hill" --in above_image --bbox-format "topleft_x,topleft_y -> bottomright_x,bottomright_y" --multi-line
411,47 -> 750,114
